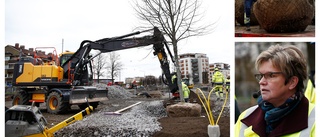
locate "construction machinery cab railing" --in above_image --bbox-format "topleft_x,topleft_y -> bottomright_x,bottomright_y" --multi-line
12,27 -> 178,114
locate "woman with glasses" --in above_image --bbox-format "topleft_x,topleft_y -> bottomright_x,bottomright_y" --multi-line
235,45 -> 315,137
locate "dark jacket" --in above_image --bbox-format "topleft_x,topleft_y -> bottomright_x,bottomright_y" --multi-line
241,96 -> 310,137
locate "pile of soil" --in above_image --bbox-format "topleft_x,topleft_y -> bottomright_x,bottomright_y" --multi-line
153,116 -> 230,137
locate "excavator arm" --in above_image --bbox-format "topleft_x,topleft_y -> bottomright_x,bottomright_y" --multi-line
62,27 -> 178,93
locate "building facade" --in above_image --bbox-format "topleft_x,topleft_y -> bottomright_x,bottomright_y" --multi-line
178,53 -> 210,84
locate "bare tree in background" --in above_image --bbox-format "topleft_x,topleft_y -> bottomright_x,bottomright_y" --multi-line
133,0 -> 214,102
93,53 -> 107,83
106,52 -> 123,84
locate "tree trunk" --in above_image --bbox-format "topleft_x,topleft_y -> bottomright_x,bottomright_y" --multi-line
172,39 -> 184,102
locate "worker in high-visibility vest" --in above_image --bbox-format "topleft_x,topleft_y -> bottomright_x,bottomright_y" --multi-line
171,73 -> 190,102
171,73 -> 177,84
235,45 -> 315,137
212,68 -> 225,99
304,77 -> 315,104
182,82 -> 190,102
171,72 -> 179,94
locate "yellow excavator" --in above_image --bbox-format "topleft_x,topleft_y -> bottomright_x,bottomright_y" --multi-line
11,27 -> 179,114
5,98 -> 93,137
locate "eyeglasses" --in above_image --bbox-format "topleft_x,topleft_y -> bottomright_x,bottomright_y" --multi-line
254,72 -> 283,81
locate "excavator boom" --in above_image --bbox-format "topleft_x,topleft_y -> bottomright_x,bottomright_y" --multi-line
62,27 -> 177,92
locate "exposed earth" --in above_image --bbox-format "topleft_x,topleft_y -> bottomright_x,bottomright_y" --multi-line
5,85 -> 230,137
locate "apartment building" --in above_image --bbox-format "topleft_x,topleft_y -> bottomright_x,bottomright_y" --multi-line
178,53 -> 210,84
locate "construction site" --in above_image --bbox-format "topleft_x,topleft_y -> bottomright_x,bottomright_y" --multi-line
4,26 -> 230,137
5,84 -> 230,137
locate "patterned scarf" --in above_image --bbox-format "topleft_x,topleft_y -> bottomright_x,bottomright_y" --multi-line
257,92 -> 302,133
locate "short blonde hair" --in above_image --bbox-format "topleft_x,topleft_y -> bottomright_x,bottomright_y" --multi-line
255,44 -> 307,92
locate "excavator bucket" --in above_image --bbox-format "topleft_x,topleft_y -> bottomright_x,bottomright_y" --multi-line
69,86 -> 108,104
188,89 -> 201,104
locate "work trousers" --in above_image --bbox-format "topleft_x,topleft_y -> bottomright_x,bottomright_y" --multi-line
244,0 -> 254,26
214,85 -> 224,98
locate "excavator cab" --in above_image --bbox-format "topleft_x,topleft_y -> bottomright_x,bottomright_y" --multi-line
59,51 -> 74,66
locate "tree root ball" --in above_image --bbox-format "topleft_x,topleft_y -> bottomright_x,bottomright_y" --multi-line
253,0 -> 314,33
166,102 -> 201,117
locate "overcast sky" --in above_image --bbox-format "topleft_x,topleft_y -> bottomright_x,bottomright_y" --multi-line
5,0 -> 233,81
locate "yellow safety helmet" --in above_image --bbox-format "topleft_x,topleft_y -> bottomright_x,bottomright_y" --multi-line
215,68 -> 219,71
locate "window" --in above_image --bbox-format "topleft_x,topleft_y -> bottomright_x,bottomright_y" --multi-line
9,64 -> 14,69
5,56 -> 10,61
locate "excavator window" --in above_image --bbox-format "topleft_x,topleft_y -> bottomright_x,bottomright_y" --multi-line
59,53 -> 73,66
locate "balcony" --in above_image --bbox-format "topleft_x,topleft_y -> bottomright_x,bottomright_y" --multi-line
6,68 -> 14,73
5,77 -> 13,81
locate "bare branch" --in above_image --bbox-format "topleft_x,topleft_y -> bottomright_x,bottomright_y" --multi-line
104,52 -> 123,83
133,0 -> 215,45
132,0 -> 216,102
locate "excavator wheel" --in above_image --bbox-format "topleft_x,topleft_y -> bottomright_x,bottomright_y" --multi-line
12,91 -> 31,106
46,92 -> 70,114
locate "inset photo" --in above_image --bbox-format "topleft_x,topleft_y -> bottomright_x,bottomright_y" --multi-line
235,0 -> 315,37
234,42 -> 315,136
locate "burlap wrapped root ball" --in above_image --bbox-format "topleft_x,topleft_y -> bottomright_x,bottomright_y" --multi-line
235,0 -> 259,26
253,0 -> 314,33
166,102 -> 201,117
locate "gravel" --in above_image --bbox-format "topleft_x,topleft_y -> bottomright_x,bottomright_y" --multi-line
56,100 -> 166,137
56,85 -> 167,137
55,85 -> 230,136
106,86 -> 136,99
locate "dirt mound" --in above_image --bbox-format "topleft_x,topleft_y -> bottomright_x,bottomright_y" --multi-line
153,116 -> 230,137
106,85 -> 135,99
